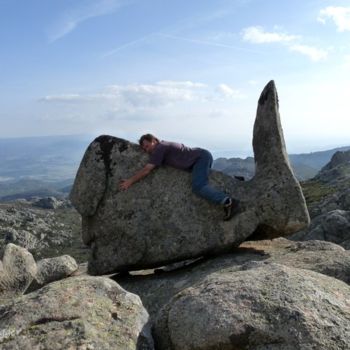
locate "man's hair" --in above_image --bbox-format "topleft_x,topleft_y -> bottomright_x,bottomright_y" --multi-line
138,134 -> 160,146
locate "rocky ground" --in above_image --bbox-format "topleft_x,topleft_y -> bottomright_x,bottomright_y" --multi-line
0,84 -> 349,349
291,149 -> 350,249
0,198 -> 88,263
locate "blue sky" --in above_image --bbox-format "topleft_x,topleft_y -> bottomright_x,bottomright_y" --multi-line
1,0 -> 349,157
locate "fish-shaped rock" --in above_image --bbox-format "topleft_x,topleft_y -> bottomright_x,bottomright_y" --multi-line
70,80 -> 310,274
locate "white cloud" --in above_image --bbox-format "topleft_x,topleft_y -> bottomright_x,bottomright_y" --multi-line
38,81 -> 245,123
217,84 -> 245,99
241,25 -> 328,62
40,94 -> 91,103
288,44 -> 328,62
242,26 -> 297,44
48,0 -> 126,42
318,6 -> 350,32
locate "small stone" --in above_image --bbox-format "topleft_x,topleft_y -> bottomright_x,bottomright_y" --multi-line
27,255 -> 79,292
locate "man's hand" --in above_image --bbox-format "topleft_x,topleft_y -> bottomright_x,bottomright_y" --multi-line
118,163 -> 156,191
119,179 -> 133,191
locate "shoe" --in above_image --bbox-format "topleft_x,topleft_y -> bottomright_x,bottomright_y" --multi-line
223,198 -> 241,221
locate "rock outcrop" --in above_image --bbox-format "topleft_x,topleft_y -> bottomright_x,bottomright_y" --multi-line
153,262 -> 350,350
116,238 -> 350,319
0,201 -> 86,262
0,243 -> 37,300
291,209 -> 350,249
291,147 -> 350,248
70,80 -> 310,274
33,196 -> 62,209
0,276 -> 154,349
319,149 -> 350,175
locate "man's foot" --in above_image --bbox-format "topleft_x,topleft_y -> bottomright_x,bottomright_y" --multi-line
223,198 -> 241,221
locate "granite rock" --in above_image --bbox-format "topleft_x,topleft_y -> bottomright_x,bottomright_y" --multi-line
0,243 -> 37,301
27,254 -> 78,292
153,262 -> 350,350
71,81 -> 309,274
0,275 -> 154,349
116,238 -> 350,319
290,209 -> 350,249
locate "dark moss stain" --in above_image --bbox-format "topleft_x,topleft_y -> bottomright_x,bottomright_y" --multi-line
32,316 -> 80,326
94,135 -> 129,177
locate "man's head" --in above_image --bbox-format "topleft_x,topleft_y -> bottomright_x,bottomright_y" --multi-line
139,134 -> 160,154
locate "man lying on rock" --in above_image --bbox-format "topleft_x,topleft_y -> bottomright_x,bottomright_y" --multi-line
119,133 -> 241,221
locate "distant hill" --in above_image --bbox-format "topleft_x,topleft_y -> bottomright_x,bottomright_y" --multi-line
213,145 -> 350,181
289,146 -> 350,179
0,134 -> 91,200
0,134 -> 92,182
0,178 -> 73,201
0,135 -> 349,200
213,157 -> 255,180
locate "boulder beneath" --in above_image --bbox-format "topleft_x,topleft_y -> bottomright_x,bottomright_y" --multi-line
0,276 -> 154,349
153,262 -> 350,350
116,238 -> 350,319
0,243 -> 37,301
70,80 -> 310,274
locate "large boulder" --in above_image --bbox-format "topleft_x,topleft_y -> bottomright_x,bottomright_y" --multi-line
116,238 -> 350,319
70,81 -> 310,274
0,276 -> 154,349
153,262 -> 350,350
0,243 -> 37,301
290,209 -> 350,249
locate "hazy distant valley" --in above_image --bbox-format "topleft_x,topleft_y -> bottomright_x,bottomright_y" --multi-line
0,135 -> 92,200
0,135 -> 349,200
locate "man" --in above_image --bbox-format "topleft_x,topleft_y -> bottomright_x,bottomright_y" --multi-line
119,134 -> 241,220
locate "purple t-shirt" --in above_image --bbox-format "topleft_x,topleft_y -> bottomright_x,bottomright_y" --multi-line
149,141 -> 203,170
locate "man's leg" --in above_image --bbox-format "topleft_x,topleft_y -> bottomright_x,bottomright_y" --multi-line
191,150 -> 229,205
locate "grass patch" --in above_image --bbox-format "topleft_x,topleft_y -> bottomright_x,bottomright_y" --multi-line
301,180 -> 337,205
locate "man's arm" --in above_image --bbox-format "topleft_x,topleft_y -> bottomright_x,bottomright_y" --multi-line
119,163 -> 156,191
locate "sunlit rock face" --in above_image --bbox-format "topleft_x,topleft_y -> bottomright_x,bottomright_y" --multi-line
70,80 -> 310,275
0,276 -> 154,350
0,243 -> 37,301
153,262 -> 350,350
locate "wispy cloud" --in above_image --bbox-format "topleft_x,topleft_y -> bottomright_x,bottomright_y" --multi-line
102,2 -> 254,57
157,33 -> 264,54
241,26 -> 327,62
38,80 -> 245,122
48,0 -> 127,43
216,84 -> 246,99
318,6 -> 350,32
101,34 -> 155,57
288,44 -> 328,62
103,31 -> 266,58
242,26 -> 298,43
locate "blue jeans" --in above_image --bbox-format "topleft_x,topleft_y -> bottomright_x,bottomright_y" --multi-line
191,150 -> 228,205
